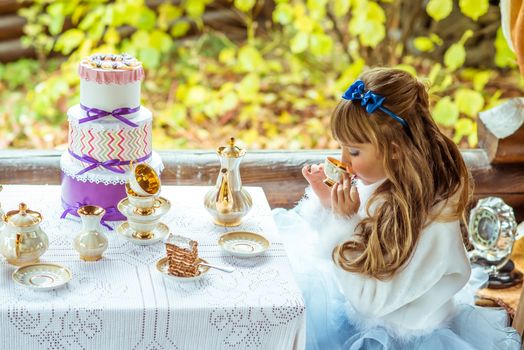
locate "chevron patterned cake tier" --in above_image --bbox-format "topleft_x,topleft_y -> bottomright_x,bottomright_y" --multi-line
67,105 -> 152,172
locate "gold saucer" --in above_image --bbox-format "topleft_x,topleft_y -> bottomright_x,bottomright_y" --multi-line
12,263 -> 72,291
156,257 -> 210,282
117,196 -> 171,220
218,231 -> 270,258
117,222 -> 169,246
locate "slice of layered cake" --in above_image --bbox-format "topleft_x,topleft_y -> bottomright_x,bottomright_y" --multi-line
60,54 -> 163,222
165,235 -> 201,277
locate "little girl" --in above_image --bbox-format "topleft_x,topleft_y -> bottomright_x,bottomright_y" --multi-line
273,68 -> 521,349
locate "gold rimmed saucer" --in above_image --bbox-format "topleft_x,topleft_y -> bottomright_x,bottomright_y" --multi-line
117,196 -> 171,220
117,222 -> 169,246
156,257 -> 210,282
218,231 -> 270,258
12,263 -> 71,291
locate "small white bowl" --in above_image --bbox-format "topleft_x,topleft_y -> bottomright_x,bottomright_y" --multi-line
218,231 -> 270,258
156,257 -> 210,282
12,263 -> 72,291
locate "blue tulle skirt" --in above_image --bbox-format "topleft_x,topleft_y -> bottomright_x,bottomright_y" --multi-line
272,208 -> 521,350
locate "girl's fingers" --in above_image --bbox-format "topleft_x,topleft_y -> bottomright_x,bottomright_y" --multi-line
342,173 -> 351,201
350,185 -> 359,204
336,176 -> 345,204
302,164 -> 313,177
331,182 -> 339,205
311,164 -> 322,173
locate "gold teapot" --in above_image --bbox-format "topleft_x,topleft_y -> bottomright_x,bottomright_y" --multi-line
0,203 -> 49,265
204,138 -> 253,226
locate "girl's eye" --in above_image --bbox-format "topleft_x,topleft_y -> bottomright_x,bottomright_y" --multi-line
349,149 -> 360,156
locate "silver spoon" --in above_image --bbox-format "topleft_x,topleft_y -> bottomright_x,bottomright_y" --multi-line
199,262 -> 235,273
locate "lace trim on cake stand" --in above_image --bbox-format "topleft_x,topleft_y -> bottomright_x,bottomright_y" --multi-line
61,168 -> 128,185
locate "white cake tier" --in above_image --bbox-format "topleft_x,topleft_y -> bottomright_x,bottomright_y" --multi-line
80,78 -> 141,119
68,104 -> 152,129
60,151 -> 164,186
68,104 -> 152,169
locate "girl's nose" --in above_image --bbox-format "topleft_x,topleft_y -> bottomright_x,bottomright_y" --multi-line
341,156 -> 353,175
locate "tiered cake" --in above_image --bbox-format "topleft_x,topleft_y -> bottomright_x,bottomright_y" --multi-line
60,54 -> 163,221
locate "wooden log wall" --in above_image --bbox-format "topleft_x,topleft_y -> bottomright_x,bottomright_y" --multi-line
0,0 -> 265,63
0,0 -> 34,62
0,149 -> 522,222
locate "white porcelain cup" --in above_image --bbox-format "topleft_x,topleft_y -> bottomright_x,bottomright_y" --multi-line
128,194 -> 161,211
323,157 -> 351,187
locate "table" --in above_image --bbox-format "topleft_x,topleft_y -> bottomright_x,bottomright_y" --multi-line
0,185 -> 306,350
476,232 -> 524,319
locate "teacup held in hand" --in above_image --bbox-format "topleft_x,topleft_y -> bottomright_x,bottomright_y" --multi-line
323,157 -> 352,187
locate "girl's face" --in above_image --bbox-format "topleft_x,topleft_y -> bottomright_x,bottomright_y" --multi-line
340,142 -> 387,185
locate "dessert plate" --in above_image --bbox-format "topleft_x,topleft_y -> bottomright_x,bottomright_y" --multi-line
12,263 -> 72,291
218,231 -> 270,258
117,222 -> 169,245
156,257 -> 210,282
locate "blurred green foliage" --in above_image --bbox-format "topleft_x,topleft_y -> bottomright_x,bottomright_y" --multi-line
1,0 -> 523,150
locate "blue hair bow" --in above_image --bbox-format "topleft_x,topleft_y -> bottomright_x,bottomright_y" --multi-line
341,80 -> 411,134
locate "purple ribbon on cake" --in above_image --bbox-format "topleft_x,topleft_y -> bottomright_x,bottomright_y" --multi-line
60,200 -> 116,230
68,150 -> 152,176
79,104 -> 140,127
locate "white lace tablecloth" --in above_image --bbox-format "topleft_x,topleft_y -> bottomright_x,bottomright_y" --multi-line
0,185 -> 305,350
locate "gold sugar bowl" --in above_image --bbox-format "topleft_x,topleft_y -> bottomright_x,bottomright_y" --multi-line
0,203 -> 49,265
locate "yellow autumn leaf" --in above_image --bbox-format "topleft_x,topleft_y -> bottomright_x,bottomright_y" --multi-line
455,89 -> 484,117
459,0 -> 489,21
444,43 -> 466,71
426,0 -> 452,21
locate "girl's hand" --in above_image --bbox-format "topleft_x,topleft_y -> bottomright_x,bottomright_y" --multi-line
302,163 -> 331,208
331,173 -> 360,217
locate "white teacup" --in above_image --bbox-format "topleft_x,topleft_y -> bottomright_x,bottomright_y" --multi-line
323,157 -> 351,187
128,193 -> 161,214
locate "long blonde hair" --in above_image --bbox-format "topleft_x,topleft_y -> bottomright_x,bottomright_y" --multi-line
331,68 -> 472,280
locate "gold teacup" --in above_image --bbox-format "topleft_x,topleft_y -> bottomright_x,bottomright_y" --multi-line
323,157 -> 352,187
129,163 -> 161,197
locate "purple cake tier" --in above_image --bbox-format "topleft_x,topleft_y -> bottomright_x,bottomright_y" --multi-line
61,172 -> 127,222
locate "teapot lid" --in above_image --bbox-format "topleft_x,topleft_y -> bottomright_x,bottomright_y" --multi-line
217,137 -> 245,158
3,203 -> 42,227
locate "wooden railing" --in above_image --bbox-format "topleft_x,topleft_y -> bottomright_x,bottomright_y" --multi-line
0,148 -> 523,222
